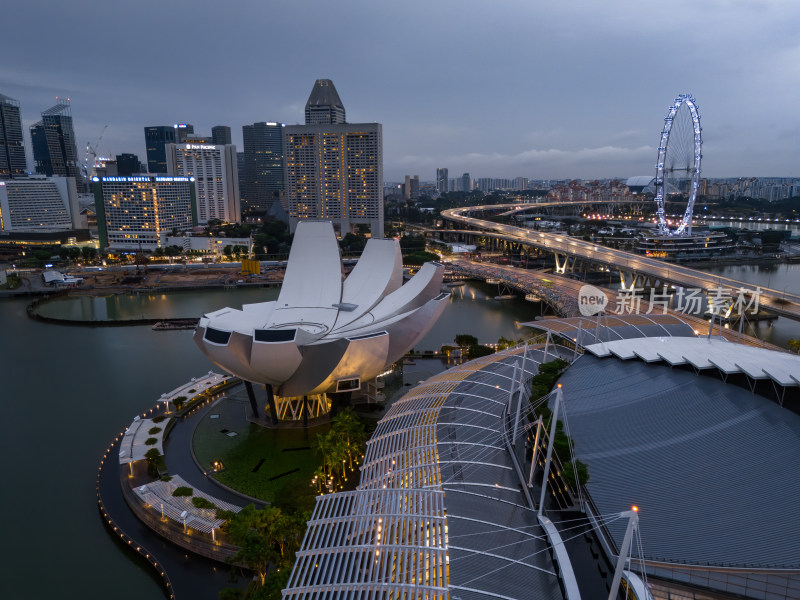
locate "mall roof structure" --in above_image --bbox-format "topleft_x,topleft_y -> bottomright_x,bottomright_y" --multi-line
194,221 -> 449,399
557,353 -> 800,580
525,313 -> 696,347
585,337 -> 800,392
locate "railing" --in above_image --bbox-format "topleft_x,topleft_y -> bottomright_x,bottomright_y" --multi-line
119,469 -> 239,564
96,435 -> 177,599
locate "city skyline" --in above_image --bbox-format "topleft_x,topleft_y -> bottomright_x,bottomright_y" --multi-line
1,1 -> 798,182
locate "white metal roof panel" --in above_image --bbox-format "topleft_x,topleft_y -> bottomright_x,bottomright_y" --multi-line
333,238 -> 403,331
269,221 -> 342,332
586,337 -> 800,387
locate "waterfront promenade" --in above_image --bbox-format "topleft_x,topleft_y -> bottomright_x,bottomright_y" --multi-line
97,375 -> 259,599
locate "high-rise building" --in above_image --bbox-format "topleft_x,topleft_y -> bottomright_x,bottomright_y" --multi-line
285,80 -> 383,236
93,175 -> 195,251
241,122 -> 285,214
477,178 -> 493,193
403,175 -> 419,200
0,93 -> 27,179
461,173 -> 472,192
211,125 -> 232,145
436,168 -> 449,194
237,151 -> 245,197
284,123 -> 383,237
174,123 -> 194,143
115,153 -> 141,177
166,142 -> 240,224
144,126 -> 176,174
0,176 -> 79,232
305,79 -> 346,125
513,177 -> 529,191
30,99 -> 82,186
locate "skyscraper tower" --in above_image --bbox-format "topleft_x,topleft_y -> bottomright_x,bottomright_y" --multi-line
436,168 -> 449,194
0,93 -> 27,179
166,142 -> 241,224
144,126 -> 176,173
285,80 -> 382,237
174,123 -> 194,143
211,125 -> 232,145
304,79 -> 346,124
242,122 -> 285,214
30,99 -> 81,183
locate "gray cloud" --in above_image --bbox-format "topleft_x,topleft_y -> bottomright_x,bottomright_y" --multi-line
1,0 -> 797,182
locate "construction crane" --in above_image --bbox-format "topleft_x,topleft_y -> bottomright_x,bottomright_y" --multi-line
83,125 -> 108,179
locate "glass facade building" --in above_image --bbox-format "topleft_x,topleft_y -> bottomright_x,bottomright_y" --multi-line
211,125 -> 231,145
30,99 -> 82,187
241,122 -> 285,214
144,126 -> 176,174
0,93 -> 27,179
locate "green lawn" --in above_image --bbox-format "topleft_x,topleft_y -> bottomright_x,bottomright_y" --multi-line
193,396 -> 328,511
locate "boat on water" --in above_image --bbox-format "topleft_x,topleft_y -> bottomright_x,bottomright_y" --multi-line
494,294 -> 516,301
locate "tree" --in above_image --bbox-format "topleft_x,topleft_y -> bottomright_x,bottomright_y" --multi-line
454,334 -> 478,347
227,505 -> 279,586
496,336 -> 518,351
144,448 -> 161,476
468,344 -> 495,359
225,505 -> 305,591
562,460 -> 590,488
339,233 -> 367,254
313,409 -> 368,491
788,339 -> 800,354
399,234 -> 427,254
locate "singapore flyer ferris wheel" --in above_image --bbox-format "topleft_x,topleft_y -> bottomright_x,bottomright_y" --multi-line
654,94 -> 702,236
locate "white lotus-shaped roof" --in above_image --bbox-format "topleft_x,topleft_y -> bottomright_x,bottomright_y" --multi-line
194,221 -> 449,397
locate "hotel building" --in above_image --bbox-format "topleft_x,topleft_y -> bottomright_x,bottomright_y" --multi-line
93,175 -> 195,251
166,143 -> 240,224
283,79 -> 384,237
283,123 -> 383,237
0,176 -> 79,232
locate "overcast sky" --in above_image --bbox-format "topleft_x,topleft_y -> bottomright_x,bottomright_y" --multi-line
2,0 -> 798,182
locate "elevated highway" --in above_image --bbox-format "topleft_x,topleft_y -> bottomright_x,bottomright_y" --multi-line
441,205 -> 800,322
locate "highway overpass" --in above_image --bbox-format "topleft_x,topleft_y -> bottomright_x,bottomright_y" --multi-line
441,205 -> 800,322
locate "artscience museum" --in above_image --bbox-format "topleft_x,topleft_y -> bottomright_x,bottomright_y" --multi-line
194,221 -> 449,422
